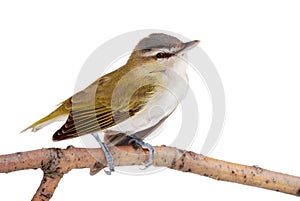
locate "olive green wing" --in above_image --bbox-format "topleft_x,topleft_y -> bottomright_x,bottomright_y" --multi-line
52,84 -> 158,141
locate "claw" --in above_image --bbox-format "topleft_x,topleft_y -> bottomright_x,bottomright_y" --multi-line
128,137 -> 154,168
92,133 -> 115,175
103,168 -> 112,175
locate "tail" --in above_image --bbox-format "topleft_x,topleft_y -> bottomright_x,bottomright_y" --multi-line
21,104 -> 69,133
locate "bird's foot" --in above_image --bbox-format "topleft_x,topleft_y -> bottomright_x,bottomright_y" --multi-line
128,136 -> 154,169
101,147 -> 114,175
92,133 -> 115,175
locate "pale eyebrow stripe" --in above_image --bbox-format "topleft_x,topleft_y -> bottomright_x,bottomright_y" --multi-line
138,48 -> 170,57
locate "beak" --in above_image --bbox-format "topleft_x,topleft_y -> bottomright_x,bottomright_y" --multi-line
176,40 -> 200,55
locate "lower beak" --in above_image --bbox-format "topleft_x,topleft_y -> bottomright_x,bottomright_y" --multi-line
176,40 -> 200,55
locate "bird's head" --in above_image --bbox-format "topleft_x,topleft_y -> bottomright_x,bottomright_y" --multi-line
127,33 -> 199,71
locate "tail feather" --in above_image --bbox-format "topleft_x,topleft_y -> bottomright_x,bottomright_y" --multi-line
21,104 -> 69,133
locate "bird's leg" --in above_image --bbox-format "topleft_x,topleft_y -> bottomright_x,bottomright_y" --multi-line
92,133 -> 114,175
127,135 -> 154,168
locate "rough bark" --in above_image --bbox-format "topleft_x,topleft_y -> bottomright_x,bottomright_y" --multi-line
0,145 -> 299,200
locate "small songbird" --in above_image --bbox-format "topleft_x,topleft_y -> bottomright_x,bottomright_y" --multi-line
22,33 -> 199,174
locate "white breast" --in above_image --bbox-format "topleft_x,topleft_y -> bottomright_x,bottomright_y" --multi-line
104,56 -> 189,135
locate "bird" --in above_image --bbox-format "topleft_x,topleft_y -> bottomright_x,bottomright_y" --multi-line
22,33 -> 200,174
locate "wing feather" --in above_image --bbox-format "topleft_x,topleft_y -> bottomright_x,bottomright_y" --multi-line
52,84 -> 158,141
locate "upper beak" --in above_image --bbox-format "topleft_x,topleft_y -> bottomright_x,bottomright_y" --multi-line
176,40 -> 200,55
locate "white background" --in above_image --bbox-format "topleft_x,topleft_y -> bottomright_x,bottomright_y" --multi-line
1,1 -> 300,200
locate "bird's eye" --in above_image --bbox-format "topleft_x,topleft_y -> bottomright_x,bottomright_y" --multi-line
156,52 -> 167,59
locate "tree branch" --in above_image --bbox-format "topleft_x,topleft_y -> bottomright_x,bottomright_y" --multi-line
0,145 -> 300,200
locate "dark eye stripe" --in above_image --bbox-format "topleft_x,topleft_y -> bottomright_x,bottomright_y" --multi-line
156,52 -> 173,59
